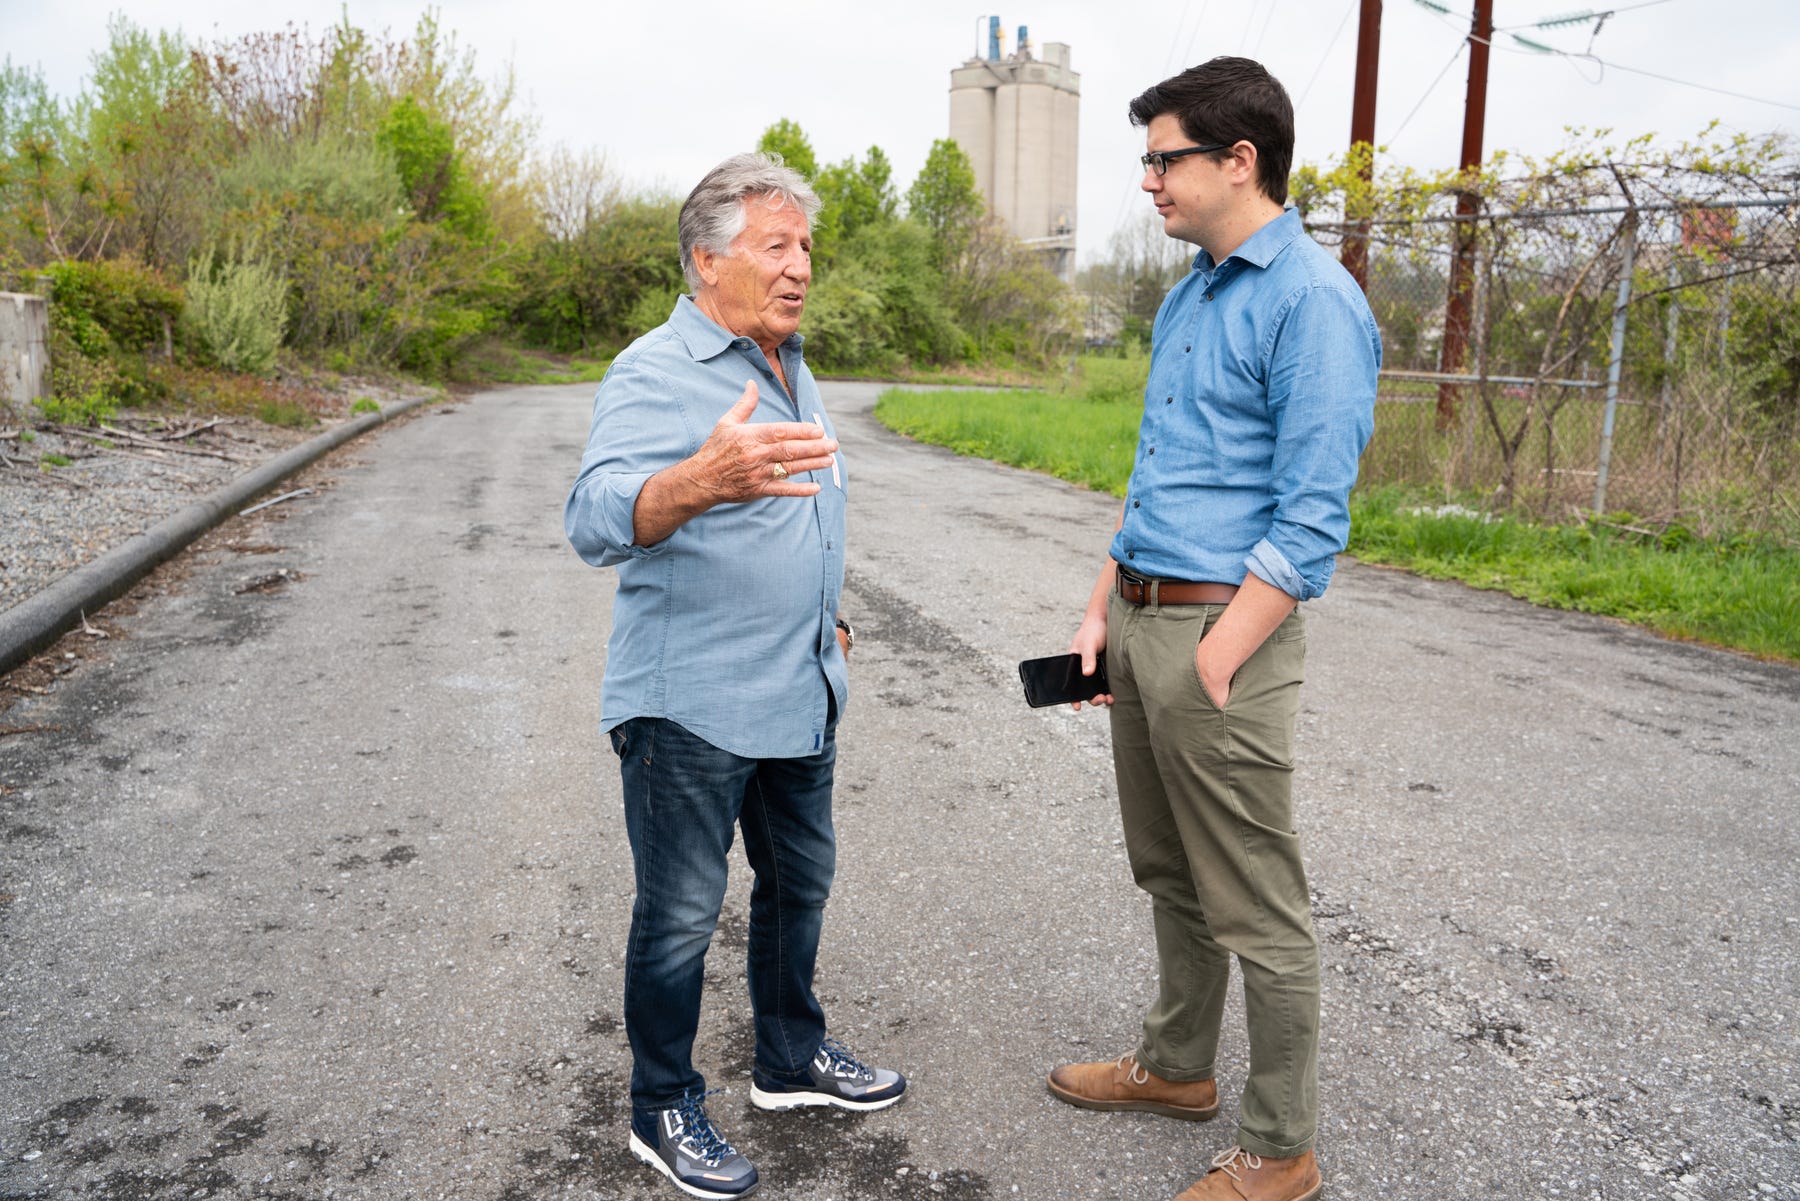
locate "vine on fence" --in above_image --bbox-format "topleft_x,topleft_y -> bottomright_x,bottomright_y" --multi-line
1294,127 -> 1800,541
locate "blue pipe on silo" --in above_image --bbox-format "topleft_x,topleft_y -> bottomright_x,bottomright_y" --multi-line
1018,24 -> 1029,55
989,15 -> 1001,60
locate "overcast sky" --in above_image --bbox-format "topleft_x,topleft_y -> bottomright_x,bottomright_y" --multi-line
10,1 -> 1799,263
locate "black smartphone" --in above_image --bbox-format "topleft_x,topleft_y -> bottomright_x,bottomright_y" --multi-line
1018,652 -> 1109,708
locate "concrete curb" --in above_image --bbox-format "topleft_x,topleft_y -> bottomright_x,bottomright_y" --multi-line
0,395 -> 433,676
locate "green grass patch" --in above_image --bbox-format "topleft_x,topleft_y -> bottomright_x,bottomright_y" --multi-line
350,397 -> 380,416
1346,488 -> 1800,660
874,384 -> 1139,497
451,341 -> 614,386
255,399 -> 316,429
39,452 -> 71,468
874,379 -> 1800,662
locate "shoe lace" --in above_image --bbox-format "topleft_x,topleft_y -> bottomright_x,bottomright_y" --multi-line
1209,1147 -> 1264,1181
818,1037 -> 876,1082
1114,1051 -> 1150,1086
673,1090 -> 736,1166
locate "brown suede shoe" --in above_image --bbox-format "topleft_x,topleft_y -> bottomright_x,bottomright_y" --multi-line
1173,1147 -> 1322,1201
1046,1051 -> 1219,1120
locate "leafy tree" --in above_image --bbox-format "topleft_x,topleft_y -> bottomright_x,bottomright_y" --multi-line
1077,213 -> 1191,349
813,145 -> 899,267
817,147 -> 897,238
905,138 -> 982,270
379,95 -> 488,238
757,118 -> 818,180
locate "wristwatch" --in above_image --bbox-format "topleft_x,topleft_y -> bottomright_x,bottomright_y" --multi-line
835,618 -> 855,651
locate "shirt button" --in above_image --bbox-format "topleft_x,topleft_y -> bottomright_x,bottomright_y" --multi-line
1133,500 -> 1140,508
1127,552 -> 1136,560
1203,293 -> 1214,302
1147,447 -> 1155,455
1184,345 -> 1191,352
1165,396 -> 1173,404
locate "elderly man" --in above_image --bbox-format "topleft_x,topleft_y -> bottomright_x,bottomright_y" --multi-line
1047,59 -> 1378,1201
564,153 -> 905,1200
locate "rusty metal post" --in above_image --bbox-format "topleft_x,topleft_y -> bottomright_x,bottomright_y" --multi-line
1435,0 -> 1494,430
1341,0 -> 1382,291
1593,209 -> 1639,515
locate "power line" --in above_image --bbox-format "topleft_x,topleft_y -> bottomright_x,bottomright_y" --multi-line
1296,0 -> 1360,112
1543,52 -> 1800,112
1492,0 -> 1677,32
1166,0 -> 1194,73
1239,0 -> 1263,53
1407,1 -> 1800,120
1383,39 -> 1469,147
1251,0 -> 1284,58
1181,0 -> 1213,68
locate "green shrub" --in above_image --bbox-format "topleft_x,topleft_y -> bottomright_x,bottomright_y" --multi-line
39,323 -> 120,425
255,398 -> 313,428
184,246 -> 288,375
350,397 -> 379,415
42,258 -> 183,355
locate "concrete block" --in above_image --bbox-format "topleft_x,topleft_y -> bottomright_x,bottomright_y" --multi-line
1,292 -> 51,409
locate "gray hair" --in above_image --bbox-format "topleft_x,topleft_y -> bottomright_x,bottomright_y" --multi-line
679,152 -> 821,292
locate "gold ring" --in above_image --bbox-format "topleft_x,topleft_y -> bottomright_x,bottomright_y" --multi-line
770,462 -> 789,481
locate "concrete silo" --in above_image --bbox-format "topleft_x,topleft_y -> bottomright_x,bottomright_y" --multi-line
948,18 -> 1079,281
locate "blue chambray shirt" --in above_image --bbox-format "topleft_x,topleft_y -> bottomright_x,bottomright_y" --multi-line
564,295 -> 847,760
1110,208 -> 1380,601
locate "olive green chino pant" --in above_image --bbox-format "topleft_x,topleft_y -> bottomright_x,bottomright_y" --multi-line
1105,589 -> 1319,1159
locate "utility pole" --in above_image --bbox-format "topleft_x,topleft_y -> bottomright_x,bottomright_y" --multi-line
1342,0 -> 1382,291
1436,0 -> 1494,430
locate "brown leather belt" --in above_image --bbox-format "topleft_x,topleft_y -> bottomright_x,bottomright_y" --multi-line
1116,567 -> 1238,607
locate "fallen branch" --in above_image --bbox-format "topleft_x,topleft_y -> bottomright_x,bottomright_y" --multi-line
64,424 -> 246,463
157,418 -> 225,442
1591,518 -> 1663,540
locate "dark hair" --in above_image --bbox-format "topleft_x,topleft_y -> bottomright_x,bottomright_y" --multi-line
1128,57 -> 1294,206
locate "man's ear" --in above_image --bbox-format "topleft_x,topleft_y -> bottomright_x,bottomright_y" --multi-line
693,244 -> 724,288
1224,140 -> 1260,188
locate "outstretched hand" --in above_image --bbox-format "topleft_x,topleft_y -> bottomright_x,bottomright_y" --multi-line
692,380 -> 838,504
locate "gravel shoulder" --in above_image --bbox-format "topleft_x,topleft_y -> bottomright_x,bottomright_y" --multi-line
1,383 -> 434,616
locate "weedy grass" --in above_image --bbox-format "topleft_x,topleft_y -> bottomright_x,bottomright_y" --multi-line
875,379 -> 1800,663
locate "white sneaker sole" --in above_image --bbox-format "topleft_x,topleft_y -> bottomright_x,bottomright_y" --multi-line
748,1082 -> 906,1112
628,1131 -> 759,1200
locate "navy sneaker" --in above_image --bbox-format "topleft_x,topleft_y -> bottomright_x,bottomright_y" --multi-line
628,1091 -> 759,1199
749,1037 -> 907,1112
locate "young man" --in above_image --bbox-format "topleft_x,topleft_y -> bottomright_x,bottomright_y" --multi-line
1048,59 -> 1379,1201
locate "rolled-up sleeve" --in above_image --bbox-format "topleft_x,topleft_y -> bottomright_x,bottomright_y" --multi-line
1248,284 -> 1380,600
564,356 -> 694,567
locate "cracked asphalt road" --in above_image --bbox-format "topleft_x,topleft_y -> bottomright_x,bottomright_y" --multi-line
2,381 -> 1796,1201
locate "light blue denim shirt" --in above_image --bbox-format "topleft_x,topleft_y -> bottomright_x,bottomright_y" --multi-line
1110,207 -> 1380,601
564,295 -> 847,759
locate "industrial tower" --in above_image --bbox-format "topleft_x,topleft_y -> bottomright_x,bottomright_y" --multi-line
948,17 -> 1079,282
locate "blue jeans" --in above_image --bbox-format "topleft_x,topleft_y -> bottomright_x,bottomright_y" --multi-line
609,716 -> 837,1118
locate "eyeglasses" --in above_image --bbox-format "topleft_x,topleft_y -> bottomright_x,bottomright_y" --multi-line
1139,142 -> 1232,176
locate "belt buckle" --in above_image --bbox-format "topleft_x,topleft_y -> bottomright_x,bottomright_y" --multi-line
1117,565 -> 1152,606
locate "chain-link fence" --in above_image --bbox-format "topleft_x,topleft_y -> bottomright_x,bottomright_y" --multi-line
1307,187 -> 1800,543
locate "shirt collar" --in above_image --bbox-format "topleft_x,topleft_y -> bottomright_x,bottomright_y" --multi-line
1190,206 -> 1304,275
669,293 -> 805,362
